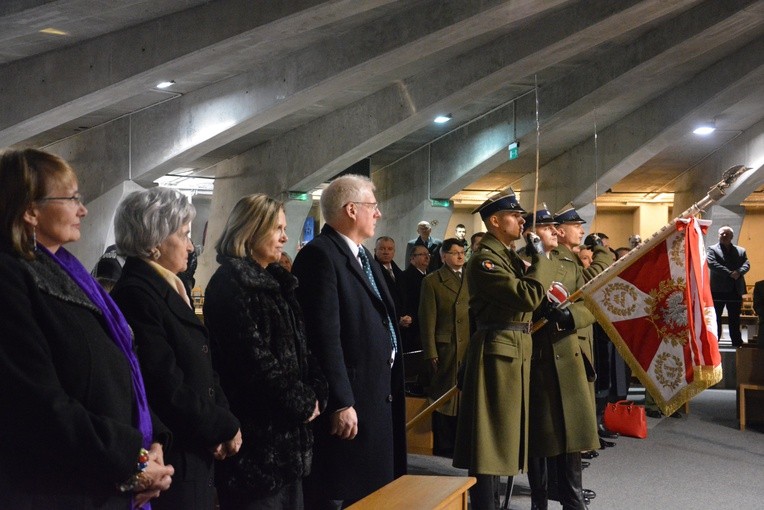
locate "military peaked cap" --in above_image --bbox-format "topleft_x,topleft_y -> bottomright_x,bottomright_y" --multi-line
472,189 -> 526,220
522,203 -> 558,227
553,202 -> 586,224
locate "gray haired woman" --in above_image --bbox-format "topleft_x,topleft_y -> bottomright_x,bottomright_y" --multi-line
111,187 -> 242,510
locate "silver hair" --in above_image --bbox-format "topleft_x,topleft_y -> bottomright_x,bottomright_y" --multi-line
115,187 -> 196,258
320,174 -> 375,224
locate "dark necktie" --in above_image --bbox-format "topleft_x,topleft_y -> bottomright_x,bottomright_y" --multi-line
358,247 -> 398,354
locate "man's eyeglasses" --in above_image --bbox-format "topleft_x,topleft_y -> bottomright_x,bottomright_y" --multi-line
413,252 -> 431,257
444,251 -> 465,256
37,193 -> 85,206
346,201 -> 380,212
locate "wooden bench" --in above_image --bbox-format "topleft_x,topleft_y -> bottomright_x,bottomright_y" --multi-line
739,383 -> 764,431
347,475 -> 476,510
737,346 -> 764,429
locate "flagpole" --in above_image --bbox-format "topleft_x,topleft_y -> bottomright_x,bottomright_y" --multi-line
531,164 -> 749,332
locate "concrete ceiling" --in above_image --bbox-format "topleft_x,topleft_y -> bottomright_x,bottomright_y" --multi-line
2,0 -> 763,208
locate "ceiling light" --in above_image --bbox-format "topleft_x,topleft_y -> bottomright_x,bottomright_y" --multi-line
40,28 -> 69,36
434,114 -> 452,124
156,80 -> 175,89
693,122 -> 715,136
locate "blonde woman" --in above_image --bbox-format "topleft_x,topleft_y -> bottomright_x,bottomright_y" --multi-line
204,193 -> 327,509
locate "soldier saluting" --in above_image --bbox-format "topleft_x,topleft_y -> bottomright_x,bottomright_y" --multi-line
452,191 -> 557,509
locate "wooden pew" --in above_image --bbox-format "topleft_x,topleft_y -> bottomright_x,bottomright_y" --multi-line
347,475 -> 476,510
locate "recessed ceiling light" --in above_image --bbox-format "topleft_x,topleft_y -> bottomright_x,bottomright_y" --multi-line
693,122 -> 715,135
434,114 -> 452,124
40,28 -> 69,36
156,81 -> 175,89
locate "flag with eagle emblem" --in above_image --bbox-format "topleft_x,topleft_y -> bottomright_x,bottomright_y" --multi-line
582,216 -> 722,416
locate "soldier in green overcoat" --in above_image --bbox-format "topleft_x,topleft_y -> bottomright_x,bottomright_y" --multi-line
554,204 -> 613,394
419,238 -> 470,456
452,191 -> 557,510
521,206 -> 602,510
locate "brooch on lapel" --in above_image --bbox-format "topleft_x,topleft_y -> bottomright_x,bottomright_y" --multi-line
482,260 -> 495,271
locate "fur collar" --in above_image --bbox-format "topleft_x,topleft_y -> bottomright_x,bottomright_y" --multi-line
217,255 -> 298,293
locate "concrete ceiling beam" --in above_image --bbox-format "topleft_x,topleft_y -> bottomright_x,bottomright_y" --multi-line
392,0 -> 758,202
520,38 -> 764,211
0,0 -> 399,146
105,0 -> 572,183
283,0 -> 705,192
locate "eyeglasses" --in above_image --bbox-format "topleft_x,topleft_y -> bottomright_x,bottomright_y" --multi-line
346,201 -> 380,212
444,251 -> 465,256
413,252 -> 431,257
37,193 -> 85,206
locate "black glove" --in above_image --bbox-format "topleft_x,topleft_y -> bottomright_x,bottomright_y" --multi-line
546,306 -> 575,332
524,232 -> 544,257
584,234 -> 603,249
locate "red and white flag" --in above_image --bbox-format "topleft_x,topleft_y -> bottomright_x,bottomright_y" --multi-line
581,217 -> 722,416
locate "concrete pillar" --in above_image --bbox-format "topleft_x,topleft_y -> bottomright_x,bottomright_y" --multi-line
372,148 -> 453,268
634,203 -> 670,241
69,180 -> 145,271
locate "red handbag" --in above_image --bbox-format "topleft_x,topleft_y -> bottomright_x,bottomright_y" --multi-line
602,400 -> 648,439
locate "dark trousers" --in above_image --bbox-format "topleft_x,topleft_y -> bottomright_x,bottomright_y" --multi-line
432,411 -> 457,457
467,472 -> 500,510
713,292 -> 743,346
528,453 -> 587,510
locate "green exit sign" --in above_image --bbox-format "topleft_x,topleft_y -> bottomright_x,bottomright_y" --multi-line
431,198 -> 451,208
288,191 -> 309,201
508,141 -> 519,160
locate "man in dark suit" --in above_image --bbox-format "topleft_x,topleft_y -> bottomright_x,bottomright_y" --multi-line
292,174 -> 406,508
374,236 -> 406,323
399,244 -> 431,395
707,225 -> 750,347
405,220 -> 443,272
400,245 -> 430,352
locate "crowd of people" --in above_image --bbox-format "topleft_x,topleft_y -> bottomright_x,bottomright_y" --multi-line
1,147 -> 670,510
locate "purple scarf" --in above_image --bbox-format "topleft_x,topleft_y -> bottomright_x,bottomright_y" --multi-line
39,246 -> 153,449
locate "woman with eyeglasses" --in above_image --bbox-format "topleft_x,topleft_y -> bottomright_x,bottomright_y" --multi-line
111,188 -> 242,510
0,148 -> 174,509
203,193 -> 327,509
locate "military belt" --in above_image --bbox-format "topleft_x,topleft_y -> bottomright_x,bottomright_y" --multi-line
476,321 -> 532,334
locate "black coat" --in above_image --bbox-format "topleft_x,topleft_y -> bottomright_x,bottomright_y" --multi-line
0,249 -> 168,510
111,257 -> 240,509
204,256 -> 327,499
707,242 -> 749,296
292,224 -> 407,503
375,257 -> 405,318
400,264 -> 427,352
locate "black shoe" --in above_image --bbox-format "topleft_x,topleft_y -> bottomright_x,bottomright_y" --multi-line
583,488 -> 596,500
598,424 -> 619,439
670,410 -> 683,418
599,438 -> 615,449
646,409 -> 662,419
581,450 -> 599,459
581,461 -> 590,468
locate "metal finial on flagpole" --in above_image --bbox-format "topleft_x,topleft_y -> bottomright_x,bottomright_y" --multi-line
706,164 -> 750,202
